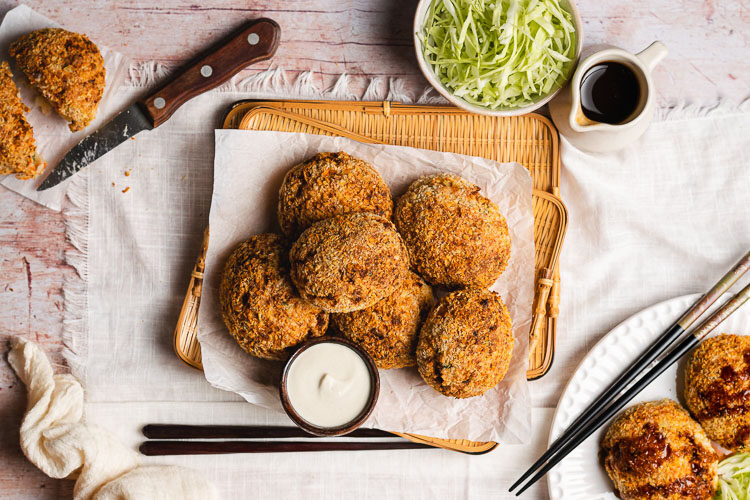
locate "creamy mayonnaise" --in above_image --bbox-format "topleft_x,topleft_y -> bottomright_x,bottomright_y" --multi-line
286,343 -> 372,428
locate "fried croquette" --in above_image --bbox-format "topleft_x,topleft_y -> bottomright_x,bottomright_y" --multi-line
219,233 -> 328,360
10,28 -> 105,131
416,288 -> 514,398
600,399 -> 718,500
289,213 -> 409,313
332,271 -> 434,369
685,334 -> 750,452
393,173 -> 511,288
277,151 -> 393,238
0,61 -> 41,179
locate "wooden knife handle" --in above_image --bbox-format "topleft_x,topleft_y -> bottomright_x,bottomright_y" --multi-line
140,18 -> 280,127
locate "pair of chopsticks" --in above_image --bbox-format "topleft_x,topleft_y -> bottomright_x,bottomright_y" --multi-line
139,425 -> 432,455
511,249 -> 750,496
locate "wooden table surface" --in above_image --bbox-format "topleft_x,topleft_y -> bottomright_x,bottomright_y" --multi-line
1,0 -> 748,497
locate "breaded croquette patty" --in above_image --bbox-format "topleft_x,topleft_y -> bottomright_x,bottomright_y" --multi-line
393,174 -> 511,288
278,152 -> 393,238
416,289 -> 514,398
333,271 -> 435,369
685,334 -> 750,451
0,61 -> 41,179
10,28 -> 105,131
600,400 -> 717,500
219,233 -> 328,360
290,213 -> 409,313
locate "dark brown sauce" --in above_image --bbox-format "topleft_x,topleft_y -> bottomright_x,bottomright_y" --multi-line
696,348 -> 750,420
580,62 -> 640,124
603,423 -> 671,475
603,427 -> 717,500
625,435 -> 715,499
631,474 -> 714,499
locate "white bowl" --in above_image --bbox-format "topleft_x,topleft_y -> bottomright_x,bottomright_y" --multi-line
413,0 -> 584,116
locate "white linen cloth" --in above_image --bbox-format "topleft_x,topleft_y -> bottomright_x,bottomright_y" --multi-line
8,337 -> 217,500
54,81 -> 750,499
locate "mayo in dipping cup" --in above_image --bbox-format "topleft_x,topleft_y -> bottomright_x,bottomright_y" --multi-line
280,338 -> 379,436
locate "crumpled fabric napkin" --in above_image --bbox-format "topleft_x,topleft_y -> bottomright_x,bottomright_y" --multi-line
7,337 -> 218,500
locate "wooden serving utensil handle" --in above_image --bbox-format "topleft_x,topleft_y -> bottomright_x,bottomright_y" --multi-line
528,268 -> 554,357
141,19 -> 280,127
139,440 -> 431,456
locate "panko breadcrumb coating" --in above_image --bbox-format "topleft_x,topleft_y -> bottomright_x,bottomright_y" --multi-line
416,289 -> 514,398
600,399 -> 717,500
290,213 -> 409,313
0,61 -> 41,179
685,334 -> 750,452
219,234 -> 328,360
394,173 -> 511,288
333,271 -> 435,369
278,152 -> 393,238
10,28 -> 105,131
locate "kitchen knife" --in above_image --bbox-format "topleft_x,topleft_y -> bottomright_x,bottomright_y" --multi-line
37,18 -> 280,191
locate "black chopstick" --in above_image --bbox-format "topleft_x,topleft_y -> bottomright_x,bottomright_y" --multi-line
509,250 -> 750,494
513,282 -> 750,496
140,440 -> 431,456
142,424 -> 396,440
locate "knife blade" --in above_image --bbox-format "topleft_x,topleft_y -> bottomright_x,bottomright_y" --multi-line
37,18 -> 280,191
38,104 -> 152,190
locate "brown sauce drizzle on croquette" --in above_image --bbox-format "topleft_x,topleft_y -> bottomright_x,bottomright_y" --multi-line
601,425 -> 716,500
696,349 -> 750,419
631,474 -> 715,499
630,436 -> 715,498
602,423 -> 671,475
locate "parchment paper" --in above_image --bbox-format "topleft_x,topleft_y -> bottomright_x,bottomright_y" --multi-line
0,4 -> 130,210
197,130 -> 534,443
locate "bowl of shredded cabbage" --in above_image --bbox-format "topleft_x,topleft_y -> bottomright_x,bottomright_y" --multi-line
414,0 -> 583,116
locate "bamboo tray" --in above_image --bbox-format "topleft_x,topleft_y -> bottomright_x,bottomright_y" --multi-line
173,100 -> 567,455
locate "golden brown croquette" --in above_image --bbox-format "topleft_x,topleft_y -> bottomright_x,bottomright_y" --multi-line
219,233 -> 328,360
289,213 -> 409,313
10,28 -> 105,131
277,152 -> 393,238
416,288 -> 514,398
685,334 -> 750,452
0,61 -> 42,179
600,399 -> 717,500
332,271 -> 435,369
393,173 -> 511,288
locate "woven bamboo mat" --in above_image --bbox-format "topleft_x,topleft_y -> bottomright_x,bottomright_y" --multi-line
173,100 -> 567,454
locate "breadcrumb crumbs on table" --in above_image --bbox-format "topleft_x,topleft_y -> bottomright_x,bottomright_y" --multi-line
124,170 -> 130,176
122,187 -> 129,193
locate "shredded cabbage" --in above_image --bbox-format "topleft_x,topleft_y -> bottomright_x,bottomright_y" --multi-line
419,0 -> 577,109
716,453 -> 750,500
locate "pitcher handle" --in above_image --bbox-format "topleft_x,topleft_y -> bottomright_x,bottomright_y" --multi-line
636,41 -> 668,72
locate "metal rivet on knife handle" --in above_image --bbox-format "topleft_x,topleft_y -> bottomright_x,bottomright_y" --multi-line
143,18 -> 279,129
200,65 -> 213,77
153,97 -> 166,109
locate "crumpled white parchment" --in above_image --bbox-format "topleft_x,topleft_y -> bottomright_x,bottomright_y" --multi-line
198,129 -> 534,444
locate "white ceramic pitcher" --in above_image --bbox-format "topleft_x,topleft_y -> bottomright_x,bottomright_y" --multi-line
549,42 -> 668,153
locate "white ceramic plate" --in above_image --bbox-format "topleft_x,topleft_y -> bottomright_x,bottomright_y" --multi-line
548,294 -> 750,500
